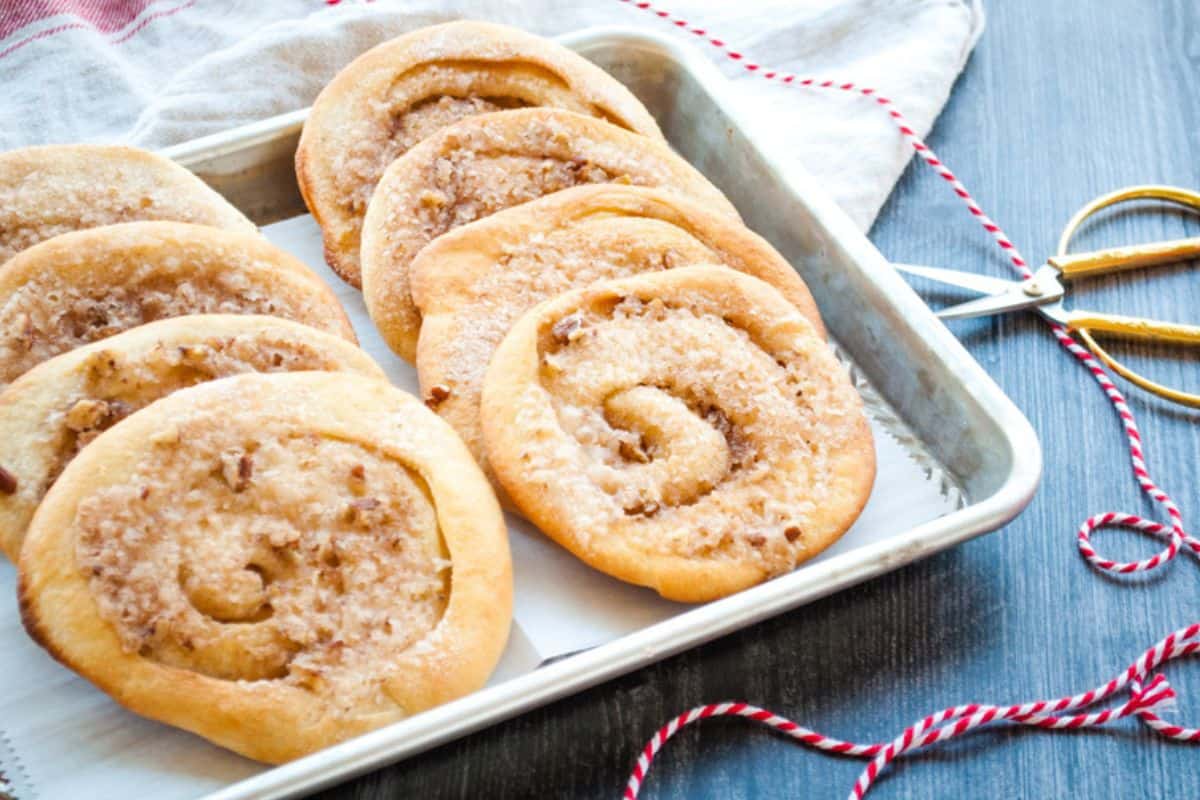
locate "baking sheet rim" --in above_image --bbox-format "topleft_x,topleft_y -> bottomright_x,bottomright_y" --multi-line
151,25 -> 1042,800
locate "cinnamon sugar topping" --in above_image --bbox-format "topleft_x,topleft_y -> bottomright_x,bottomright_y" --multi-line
75,412 -> 449,711
495,279 -> 871,579
32,331 -> 357,505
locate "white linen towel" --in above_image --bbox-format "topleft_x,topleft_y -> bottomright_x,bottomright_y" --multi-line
0,3 -> 983,798
0,0 -> 983,229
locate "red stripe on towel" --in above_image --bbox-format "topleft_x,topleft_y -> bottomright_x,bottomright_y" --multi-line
0,0 -> 194,60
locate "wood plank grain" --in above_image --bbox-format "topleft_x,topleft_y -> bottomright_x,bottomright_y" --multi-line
315,1 -> 1200,797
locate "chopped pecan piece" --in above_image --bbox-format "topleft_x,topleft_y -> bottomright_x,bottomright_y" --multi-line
551,313 -> 583,344
618,439 -> 650,464
419,190 -> 447,209
345,496 -> 384,527
624,499 -> 660,517
705,406 -> 733,440
0,466 -> 17,495
425,384 -> 451,408
65,398 -> 110,431
220,450 -> 254,492
176,343 -> 211,364
64,398 -> 133,437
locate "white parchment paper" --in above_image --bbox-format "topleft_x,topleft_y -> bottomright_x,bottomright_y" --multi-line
0,214 -> 960,800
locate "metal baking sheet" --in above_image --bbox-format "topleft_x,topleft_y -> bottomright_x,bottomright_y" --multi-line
0,26 -> 1040,800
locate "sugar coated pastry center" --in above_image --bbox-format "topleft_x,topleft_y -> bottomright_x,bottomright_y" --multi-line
481,267 -> 875,602
78,414 -> 448,701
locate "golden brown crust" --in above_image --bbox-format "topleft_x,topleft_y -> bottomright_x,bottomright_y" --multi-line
0,144 -> 255,266
0,221 -> 357,389
411,184 -> 824,495
0,314 -> 385,562
362,108 -> 739,362
480,266 -> 874,603
19,372 -> 511,763
296,20 -> 664,288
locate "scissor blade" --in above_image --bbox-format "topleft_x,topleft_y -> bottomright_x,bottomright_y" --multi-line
892,263 -> 1021,297
935,290 -> 1053,320
938,262 -> 1068,320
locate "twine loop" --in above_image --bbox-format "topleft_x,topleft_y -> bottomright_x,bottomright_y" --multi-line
616,1 -> 1200,797
623,625 -> 1199,799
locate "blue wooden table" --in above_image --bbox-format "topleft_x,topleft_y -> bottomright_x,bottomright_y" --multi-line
317,3 -> 1200,797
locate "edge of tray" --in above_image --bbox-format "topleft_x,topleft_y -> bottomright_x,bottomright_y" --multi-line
190,25 -> 1041,800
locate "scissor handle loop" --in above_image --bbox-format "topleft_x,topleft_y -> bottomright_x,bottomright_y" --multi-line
1074,328 -> 1200,409
1057,184 -> 1200,255
1058,185 -> 1200,408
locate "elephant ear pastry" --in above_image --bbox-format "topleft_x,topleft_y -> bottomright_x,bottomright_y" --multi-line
0,314 -> 385,562
481,266 -> 874,603
361,107 -> 738,361
296,19 -> 664,288
0,220 -> 356,389
19,371 -> 511,764
410,184 -> 823,495
0,144 -> 254,266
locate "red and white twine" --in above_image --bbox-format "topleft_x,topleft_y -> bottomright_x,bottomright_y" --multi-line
616,0 -> 1200,576
624,624 -> 1199,800
616,1 -> 1199,796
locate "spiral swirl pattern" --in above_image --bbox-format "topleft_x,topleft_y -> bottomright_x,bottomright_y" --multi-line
412,185 -> 823,497
296,20 -> 662,287
19,372 -> 510,763
78,428 -> 445,684
0,314 -> 384,563
360,107 -> 738,362
0,221 -> 355,390
481,266 -> 874,603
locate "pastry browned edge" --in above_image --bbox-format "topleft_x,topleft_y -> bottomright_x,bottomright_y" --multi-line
0,144 -> 254,266
481,267 -> 874,603
361,107 -> 739,361
19,372 -> 512,763
0,221 -> 356,390
0,315 -> 385,562
296,19 -> 664,288
411,184 -> 823,495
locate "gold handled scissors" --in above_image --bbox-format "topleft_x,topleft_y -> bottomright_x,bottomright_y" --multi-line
895,185 -> 1200,408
